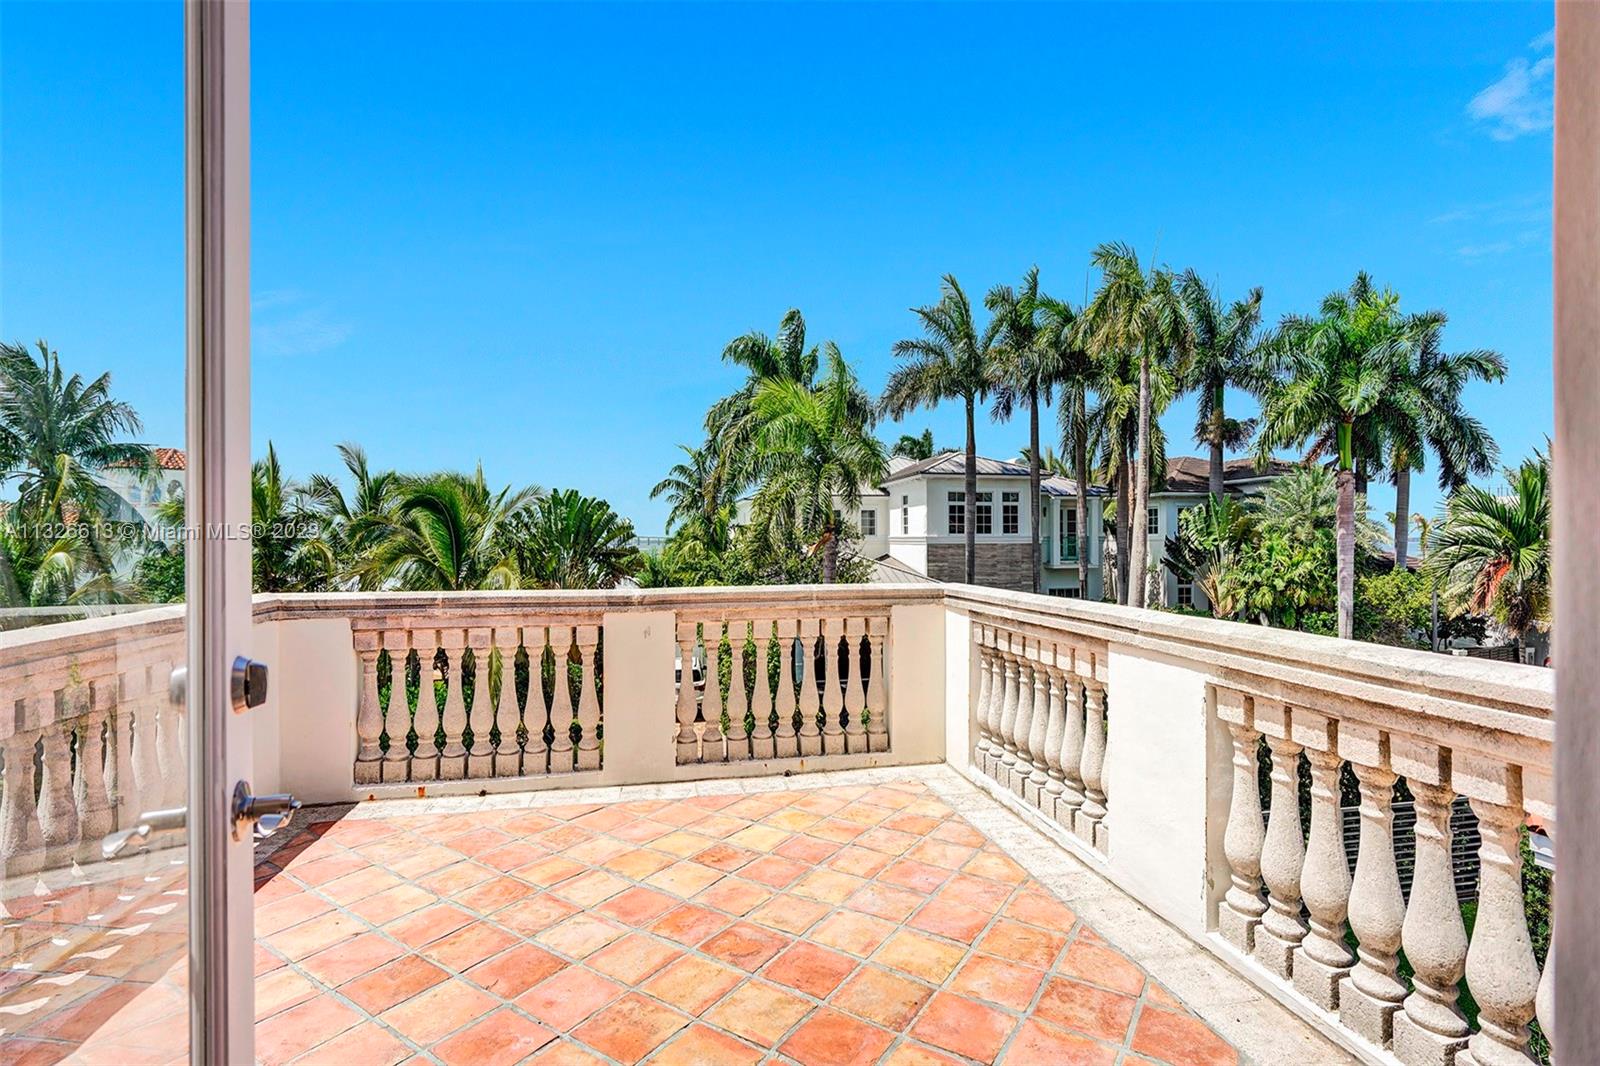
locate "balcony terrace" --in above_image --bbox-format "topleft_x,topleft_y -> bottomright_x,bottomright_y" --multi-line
0,584 -> 1553,1065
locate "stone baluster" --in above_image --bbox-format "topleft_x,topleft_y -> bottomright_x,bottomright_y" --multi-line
129,663 -> 162,808
701,622 -> 725,761
725,620 -> 751,761
529,628 -> 553,772
820,618 -> 846,753
1076,671 -> 1108,848
1292,712 -> 1354,1010
38,701 -> 81,856
1459,757 -> 1540,1066
983,628 -> 1006,777
775,620 -> 799,758
354,633 -> 384,784
1392,738 -> 1469,1066
973,624 -> 995,768
438,629 -> 469,779
549,628 -> 576,771
492,627 -> 520,777
108,672 -> 133,822
675,621 -> 700,764
1009,643 -> 1037,797
1254,701 -> 1307,978
995,633 -> 1021,787
751,621 -> 775,759
865,616 -> 888,752
796,619 -> 822,756
843,619 -> 868,752
1040,646 -> 1067,815
1025,647 -> 1051,807
74,685 -> 115,846
1338,725 -> 1407,1046
1055,651 -> 1086,827
574,625 -> 602,771
0,721 -> 44,876
155,661 -> 185,807
1216,688 -> 1265,952
463,628 -> 494,778
385,635 -> 415,782
411,632 -> 441,781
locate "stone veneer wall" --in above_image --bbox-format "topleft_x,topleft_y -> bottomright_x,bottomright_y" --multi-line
926,542 -> 1035,592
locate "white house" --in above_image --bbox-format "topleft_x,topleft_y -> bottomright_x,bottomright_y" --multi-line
101,447 -> 187,530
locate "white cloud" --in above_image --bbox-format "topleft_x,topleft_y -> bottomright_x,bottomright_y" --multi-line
1467,33 -> 1554,141
252,291 -> 352,356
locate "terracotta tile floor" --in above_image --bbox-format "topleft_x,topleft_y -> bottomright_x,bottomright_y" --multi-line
2,773 -> 1239,1065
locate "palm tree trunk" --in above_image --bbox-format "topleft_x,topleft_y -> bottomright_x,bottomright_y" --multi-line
1127,349 -> 1152,608
1209,382 -> 1226,500
1115,456 -> 1131,604
964,396 -> 977,585
822,527 -> 838,584
1336,467 -> 1356,640
1028,387 -> 1041,595
1073,390 -> 1089,598
1392,466 -> 1411,571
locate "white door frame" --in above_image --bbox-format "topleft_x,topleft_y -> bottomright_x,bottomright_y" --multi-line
185,0 -> 255,1059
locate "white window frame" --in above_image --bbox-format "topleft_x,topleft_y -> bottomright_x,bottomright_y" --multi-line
947,491 -> 966,535
1001,491 -> 1020,535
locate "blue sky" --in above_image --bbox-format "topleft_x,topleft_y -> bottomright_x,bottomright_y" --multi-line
2,2 -> 1554,534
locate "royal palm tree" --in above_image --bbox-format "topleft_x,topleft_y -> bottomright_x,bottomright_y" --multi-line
1176,272 -> 1264,499
366,468 -> 537,591
881,275 -> 1000,584
746,348 -> 886,583
1372,312 -> 1505,570
511,489 -> 642,589
1037,295 -> 1097,599
988,267 -> 1059,593
1255,273 -> 1412,638
1086,344 -> 1173,604
1424,451 -> 1550,656
1079,243 -> 1187,608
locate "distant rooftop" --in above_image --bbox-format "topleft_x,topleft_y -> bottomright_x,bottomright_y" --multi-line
1159,456 -> 1301,495
107,447 -> 187,472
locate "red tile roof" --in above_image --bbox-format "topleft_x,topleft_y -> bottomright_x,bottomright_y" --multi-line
108,447 -> 187,471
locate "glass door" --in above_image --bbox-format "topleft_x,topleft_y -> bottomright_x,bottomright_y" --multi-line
0,1 -> 259,1059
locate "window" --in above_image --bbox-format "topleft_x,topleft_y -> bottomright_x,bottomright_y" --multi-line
1147,505 -> 1160,534
947,491 -> 966,534
975,491 -> 993,535
860,509 -> 877,536
1048,587 -> 1084,599
1065,587 -> 1083,599
901,495 -> 909,534
1047,588 -> 1067,598
1002,491 -> 1019,534
1061,508 -> 1078,561
1177,581 -> 1194,609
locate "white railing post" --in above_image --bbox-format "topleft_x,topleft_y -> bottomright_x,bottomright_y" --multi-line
1076,671 -> 1108,848
843,618 -> 868,752
820,617 -> 845,753
1025,647 -> 1051,806
549,627 -> 576,772
438,628 -> 469,780
1217,688 -> 1265,953
797,618 -> 821,756
1055,649 -> 1086,828
464,627 -> 494,778
725,620 -> 750,761
490,626 -> 520,778
354,632 -> 384,784
675,620 -> 700,764
384,633 -> 413,783
775,619 -> 799,758
866,615 -> 888,752
751,620 -> 775,759
575,624 -> 602,771
1293,712 -> 1354,1011
1255,701 -> 1307,979
1339,725 -> 1407,1047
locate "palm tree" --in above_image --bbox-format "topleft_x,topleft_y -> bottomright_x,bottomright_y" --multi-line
1424,451 -> 1550,656
251,443 -> 325,592
650,443 -> 731,538
747,348 -> 887,582
891,429 -> 945,461
1086,344 -> 1173,603
1255,273 -> 1412,638
1372,312 -> 1505,570
365,468 -> 538,591
988,267 -> 1056,593
1176,272 -> 1264,499
1079,243 -> 1187,607
304,442 -> 403,586
1038,295 -> 1096,599
1251,465 -> 1387,553
510,489 -> 642,589
0,340 -> 150,581
881,275 -> 1000,584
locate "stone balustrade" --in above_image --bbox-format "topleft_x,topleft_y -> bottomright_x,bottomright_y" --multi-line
673,607 -> 890,766
0,608 -> 186,882
0,585 -> 1559,1066
968,613 -> 1110,852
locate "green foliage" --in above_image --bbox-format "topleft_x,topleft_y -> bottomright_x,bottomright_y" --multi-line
509,489 -> 642,589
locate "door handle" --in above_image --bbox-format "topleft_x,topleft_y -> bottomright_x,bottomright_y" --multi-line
232,780 -> 301,842
102,806 -> 187,859
168,656 -> 268,712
